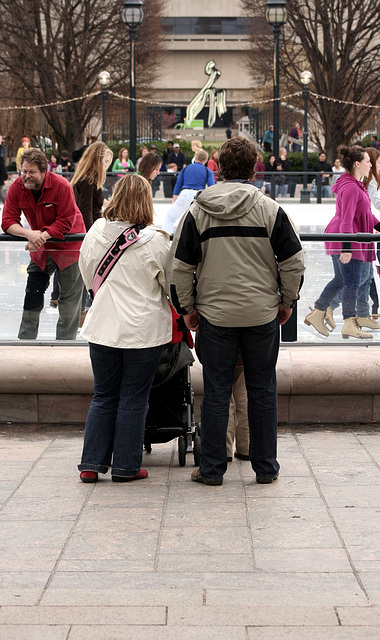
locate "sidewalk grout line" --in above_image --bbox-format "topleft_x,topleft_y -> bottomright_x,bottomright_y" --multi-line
241,458 -> 257,573
153,440 -> 176,572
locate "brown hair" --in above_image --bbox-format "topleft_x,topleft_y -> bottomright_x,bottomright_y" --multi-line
138,152 -> 162,182
218,136 -> 257,180
338,144 -> 367,175
363,147 -> 380,190
71,141 -> 112,190
20,149 -> 48,172
103,173 -> 154,225
118,147 -> 129,162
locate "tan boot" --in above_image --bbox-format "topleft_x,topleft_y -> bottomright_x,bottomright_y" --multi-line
304,309 -> 330,337
357,316 -> 380,330
325,307 -> 336,330
342,317 -> 373,339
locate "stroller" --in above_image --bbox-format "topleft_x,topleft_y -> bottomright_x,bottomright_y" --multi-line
144,309 -> 201,467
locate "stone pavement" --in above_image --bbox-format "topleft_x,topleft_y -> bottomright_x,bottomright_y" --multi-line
1,426 -> 380,639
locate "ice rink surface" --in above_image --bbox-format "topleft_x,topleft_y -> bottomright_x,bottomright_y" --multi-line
2,199 -> 379,343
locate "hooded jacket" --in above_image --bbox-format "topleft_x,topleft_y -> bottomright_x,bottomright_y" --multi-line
327,174 -> 380,262
79,218 -> 172,348
168,181 -> 305,327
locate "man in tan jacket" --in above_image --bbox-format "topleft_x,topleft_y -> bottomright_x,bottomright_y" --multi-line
168,136 -> 305,486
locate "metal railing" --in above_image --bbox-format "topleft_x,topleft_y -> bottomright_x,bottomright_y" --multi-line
1,232 -> 378,343
4,170 -> 335,202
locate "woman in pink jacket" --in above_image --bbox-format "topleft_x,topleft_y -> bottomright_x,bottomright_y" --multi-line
305,145 -> 380,339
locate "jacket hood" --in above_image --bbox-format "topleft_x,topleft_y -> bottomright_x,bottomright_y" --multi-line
195,181 -> 262,220
331,173 -> 367,196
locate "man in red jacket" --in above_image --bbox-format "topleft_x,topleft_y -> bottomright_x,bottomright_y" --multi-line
1,148 -> 86,340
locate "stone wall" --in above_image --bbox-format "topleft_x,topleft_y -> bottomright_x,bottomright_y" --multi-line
1,346 -> 379,426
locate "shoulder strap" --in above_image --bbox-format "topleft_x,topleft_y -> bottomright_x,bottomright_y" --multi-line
90,223 -> 146,299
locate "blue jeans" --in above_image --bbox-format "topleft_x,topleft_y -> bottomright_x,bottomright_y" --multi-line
78,342 -> 163,477
275,183 -> 288,198
315,255 -> 363,319
198,315 -> 280,481
329,261 -> 372,317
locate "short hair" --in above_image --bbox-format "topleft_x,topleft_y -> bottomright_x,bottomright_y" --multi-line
218,136 -> 257,180
195,149 -> 208,163
20,149 -> 48,172
338,144 -> 367,174
103,173 -> 154,225
319,150 -> 326,156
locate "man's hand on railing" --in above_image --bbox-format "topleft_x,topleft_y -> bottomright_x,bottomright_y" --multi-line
25,229 -> 46,248
25,240 -> 39,252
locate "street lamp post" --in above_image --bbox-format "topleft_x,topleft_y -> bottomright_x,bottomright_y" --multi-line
300,70 -> 312,204
121,0 -> 145,164
98,71 -> 111,143
265,0 -> 288,160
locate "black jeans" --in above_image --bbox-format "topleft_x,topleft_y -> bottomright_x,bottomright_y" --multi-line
198,315 -> 280,480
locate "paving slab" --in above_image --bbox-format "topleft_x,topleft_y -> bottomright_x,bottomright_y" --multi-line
67,627 -> 247,640
0,627 -> 70,640
0,425 -> 379,639
247,629 -> 380,640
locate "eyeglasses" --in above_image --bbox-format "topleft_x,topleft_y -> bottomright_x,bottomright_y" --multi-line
22,170 -> 39,176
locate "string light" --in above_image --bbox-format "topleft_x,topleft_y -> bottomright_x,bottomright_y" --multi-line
309,92 -> 380,110
0,89 -> 378,112
0,92 -> 102,111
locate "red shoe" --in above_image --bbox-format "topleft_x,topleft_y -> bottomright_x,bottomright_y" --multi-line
112,469 -> 148,482
80,471 -> 98,483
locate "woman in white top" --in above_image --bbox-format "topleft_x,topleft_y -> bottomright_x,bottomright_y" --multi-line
331,158 -> 345,185
78,173 -> 172,483
364,147 -> 380,210
364,147 -> 380,314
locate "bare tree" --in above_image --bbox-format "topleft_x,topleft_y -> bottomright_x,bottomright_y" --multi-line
241,0 -> 380,160
0,0 -> 164,151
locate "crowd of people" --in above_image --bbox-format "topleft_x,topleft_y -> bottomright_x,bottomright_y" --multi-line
1,129 -> 380,487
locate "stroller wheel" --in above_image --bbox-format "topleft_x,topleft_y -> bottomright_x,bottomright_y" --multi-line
178,435 -> 186,466
193,434 -> 201,467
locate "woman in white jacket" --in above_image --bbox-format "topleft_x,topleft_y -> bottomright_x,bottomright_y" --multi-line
78,173 -> 172,483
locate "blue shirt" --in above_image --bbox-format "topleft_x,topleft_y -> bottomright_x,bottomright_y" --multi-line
173,162 -> 215,196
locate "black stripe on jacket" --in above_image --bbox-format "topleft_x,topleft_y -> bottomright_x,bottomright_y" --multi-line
270,206 -> 303,262
200,226 -> 268,242
174,212 -> 202,265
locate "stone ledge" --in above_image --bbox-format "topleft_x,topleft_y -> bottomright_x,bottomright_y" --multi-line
0,345 -> 379,425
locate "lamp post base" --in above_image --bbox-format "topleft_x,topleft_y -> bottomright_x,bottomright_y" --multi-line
300,188 -> 311,204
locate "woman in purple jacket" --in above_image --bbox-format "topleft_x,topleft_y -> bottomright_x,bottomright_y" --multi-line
305,145 -> 380,339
